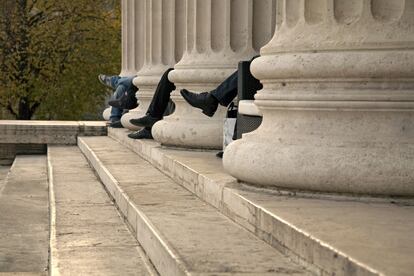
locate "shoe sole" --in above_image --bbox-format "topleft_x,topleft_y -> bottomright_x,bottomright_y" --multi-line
202,109 -> 215,117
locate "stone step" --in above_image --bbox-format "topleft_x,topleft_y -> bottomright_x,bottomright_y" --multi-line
0,155 -> 49,275
47,146 -> 157,276
0,165 -> 9,186
78,136 -> 310,276
0,120 -> 106,145
108,128 -> 414,276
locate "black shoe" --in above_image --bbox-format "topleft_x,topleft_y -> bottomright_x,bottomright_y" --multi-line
108,93 -> 128,109
128,128 -> 153,139
180,89 -> 219,117
130,115 -> 160,128
108,120 -> 123,128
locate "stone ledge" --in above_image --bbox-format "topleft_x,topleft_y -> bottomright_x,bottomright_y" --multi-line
108,127 -> 414,276
78,136 -> 309,275
0,120 -> 107,145
47,146 -> 157,276
0,155 -> 49,274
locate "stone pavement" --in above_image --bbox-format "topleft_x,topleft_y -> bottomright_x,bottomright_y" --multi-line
0,156 -> 49,275
107,128 -> 414,276
0,166 -> 9,185
48,146 -> 157,275
79,136 -> 310,275
0,120 -> 413,275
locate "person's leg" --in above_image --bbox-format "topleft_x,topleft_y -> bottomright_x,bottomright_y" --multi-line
116,76 -> 135,90
114,82 -> 128,99
108,80 -> 129,122
147,68 -> 175,118
128,126 -> 153,139
179,70 -> 237,117
109,76 -> 139,109
111,75 -> 122,89
210,70 -> 238,106
98,74 -> 121,90
109,91 -> 123,122
130,68 -> 175,128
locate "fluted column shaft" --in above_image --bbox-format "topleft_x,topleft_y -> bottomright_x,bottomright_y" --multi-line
152,0 -> 276,149
120,0 -> 142,77
104,0 -> 142,121
224,0 -> 414,196
121,0 -> 184,130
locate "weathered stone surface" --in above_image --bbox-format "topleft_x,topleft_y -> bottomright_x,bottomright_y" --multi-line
152,0 -> 277,149
0,166 -> 9,185
48,146 -> 156,276
223,1 -> 414,196
79,136 -> 309,276
0,120 -> 106,145
108,128 -> 414,276
0,145 -> 15,165
0,156 -> 49,274
120,0 -> 182,130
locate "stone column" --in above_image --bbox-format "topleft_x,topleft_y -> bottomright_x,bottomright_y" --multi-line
104,0 -> 142,121
120,0 -> 141,77
224,0 -> 414,196
152,0 -> 276,149
121,0 -> 185,130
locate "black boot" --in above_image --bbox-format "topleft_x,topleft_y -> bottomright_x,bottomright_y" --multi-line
128,128 -> 153,139
130,115 -> 160,128
180,89 -> 219,117
107,120 -> 123,128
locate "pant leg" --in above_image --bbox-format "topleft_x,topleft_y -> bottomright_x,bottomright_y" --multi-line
110,76 -> 121,89
109,92 -> 123,121
109,82 -> 128,121
116,76 -> 135,91
147,68 -> 176,118
210,70 -> 238,107
113,83 -> 127,99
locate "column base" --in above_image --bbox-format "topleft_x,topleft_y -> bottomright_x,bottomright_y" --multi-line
152,96 -> 226,149
121,86 -> 154,130
223,108 -> 414,197
121,108 -> 146,131
102,107 -> 111,121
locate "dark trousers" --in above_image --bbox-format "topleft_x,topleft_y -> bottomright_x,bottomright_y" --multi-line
147,67 -> 239,118
211,70 -> 238,107
147,68 -> 176,119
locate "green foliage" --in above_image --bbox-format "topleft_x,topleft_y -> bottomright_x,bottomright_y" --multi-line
0,0 -> 121,120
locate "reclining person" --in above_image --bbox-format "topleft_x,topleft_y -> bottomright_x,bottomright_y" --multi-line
128,68 -> 239,140
98,74 -> 138,128
128,57 -> 259,139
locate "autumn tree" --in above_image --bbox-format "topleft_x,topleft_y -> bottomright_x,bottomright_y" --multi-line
0,0 -> 121,120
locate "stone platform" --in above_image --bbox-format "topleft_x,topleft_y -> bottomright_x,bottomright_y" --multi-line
0,120 -> 106,145
105,128 -> 414,276
0,120 -> 107,165
0,121 -> 413,275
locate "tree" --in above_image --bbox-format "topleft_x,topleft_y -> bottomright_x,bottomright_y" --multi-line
0,0 -> 121,120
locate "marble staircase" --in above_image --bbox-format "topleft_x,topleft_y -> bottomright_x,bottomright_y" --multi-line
95,128 -> 414,276
0,121 -> 413,275
78,136 -> 309,275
